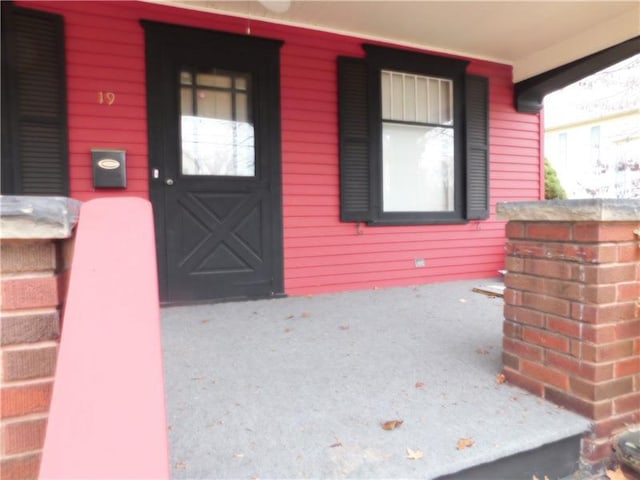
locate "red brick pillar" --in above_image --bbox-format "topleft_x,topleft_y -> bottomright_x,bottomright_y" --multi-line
498,200 -> 640,474
0,197 -> 79,480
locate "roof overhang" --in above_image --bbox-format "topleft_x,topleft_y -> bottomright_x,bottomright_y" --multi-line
147,1 -> 639,113
149,1 -> 639,80
514,36 -> 640,113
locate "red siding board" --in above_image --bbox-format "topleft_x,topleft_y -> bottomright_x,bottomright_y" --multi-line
17,0 -> 541,295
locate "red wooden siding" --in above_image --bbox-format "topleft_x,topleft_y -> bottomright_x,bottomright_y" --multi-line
17,0 -> 543,295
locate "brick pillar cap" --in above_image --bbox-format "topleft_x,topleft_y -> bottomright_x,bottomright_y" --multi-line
497,199 -> 640,222
1,196 -> 82,239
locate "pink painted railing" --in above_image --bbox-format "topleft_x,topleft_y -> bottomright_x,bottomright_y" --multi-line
39,198 -> 169,479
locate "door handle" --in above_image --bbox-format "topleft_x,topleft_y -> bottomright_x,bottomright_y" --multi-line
165,178 -> 174,186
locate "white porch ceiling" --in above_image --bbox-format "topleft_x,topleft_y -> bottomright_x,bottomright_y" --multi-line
150,1 -> 639,82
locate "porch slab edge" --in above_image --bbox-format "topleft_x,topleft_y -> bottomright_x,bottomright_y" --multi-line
496,199 -> 640,222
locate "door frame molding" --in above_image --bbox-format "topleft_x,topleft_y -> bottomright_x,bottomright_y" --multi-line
142,20 -> 284,302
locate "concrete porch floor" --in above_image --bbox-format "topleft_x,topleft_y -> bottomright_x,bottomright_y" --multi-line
161,279 -> 591,479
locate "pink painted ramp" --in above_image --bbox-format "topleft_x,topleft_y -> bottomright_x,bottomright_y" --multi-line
40,198 -> 169,479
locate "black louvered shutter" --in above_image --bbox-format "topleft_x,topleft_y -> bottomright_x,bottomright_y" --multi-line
465,75 -> 489,220
1,4 -> 69,195
338,56 -> 371,222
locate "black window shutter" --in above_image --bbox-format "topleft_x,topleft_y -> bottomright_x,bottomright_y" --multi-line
465,75 -> 489,220
1,3 -> 69,196
338,56 -> 371,222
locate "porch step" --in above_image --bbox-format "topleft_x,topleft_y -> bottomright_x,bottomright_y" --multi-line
437,433 -> 584,480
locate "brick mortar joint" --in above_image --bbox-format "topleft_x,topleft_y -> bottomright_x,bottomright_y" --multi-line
0,308 -> 60,317
0,449 -> 43,461
0,272 -> 59,280
0,413 -> 49,426
0,377 -> 55,389
1,341 -> 59,352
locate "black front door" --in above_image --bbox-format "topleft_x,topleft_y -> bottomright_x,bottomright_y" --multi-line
144,22 -> 284,303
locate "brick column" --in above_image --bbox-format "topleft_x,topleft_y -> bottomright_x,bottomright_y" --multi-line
0,197 -> 80,480
497,199 -> 640,474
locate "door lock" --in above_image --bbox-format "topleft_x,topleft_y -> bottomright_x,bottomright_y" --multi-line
165,178 -> 174,186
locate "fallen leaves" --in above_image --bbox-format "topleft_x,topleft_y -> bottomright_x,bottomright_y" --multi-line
405,448 -> 423,460
415,382 -> 425,389
174,461 -> 188,470
329,442 -> 343,448
339,325 -> 350,330
606,468 -> 629,480
301,311 -> 312,318
475,348 -> 490,355
382,419 -> 403,430
496,373 -> 506,384
456,438 -> 475,450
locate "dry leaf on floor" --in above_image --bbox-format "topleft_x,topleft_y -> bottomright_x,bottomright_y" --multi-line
329,442 -> 343,448
456,438 -> 475,450
174,462 -> 188,470
475,348 -> 489,355
200,319 -> 209,324
415,382 -> 425,389
301,312 -> 312,318
339,325 -> 349,330
406,448 -> 423,460
382,419 -> 404,430
606,468 -> 629,480
496,373 -> 506,384
284,327 -> 293,333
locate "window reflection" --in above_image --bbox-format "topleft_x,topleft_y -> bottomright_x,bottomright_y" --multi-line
180,69 -> 255,176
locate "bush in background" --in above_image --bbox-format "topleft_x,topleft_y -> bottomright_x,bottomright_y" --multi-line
545,158 -> 567,199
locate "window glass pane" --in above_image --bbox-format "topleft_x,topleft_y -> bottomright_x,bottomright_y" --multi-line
180,69 -> 255,177
416,77 -> 428,123
404,75 -> 416,122
181,118 -> 255,176
391,73 -> 403,120
381,70 -> 453,127
180,88 -> 193,116
440,80 -> 452,124
381,71 -> 391,119
236,92 -> 249,123
180,71 -> 192,85
382,123 -> 454,212
196,73 -> 232,88
428,79 -> 440,124
197,90 -> 232,120
235,77 -> 248,91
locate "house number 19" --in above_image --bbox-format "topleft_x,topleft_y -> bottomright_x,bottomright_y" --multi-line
98,91 -> 116,106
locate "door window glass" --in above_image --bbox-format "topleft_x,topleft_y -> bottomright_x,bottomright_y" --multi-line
180,69 -> 255,176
